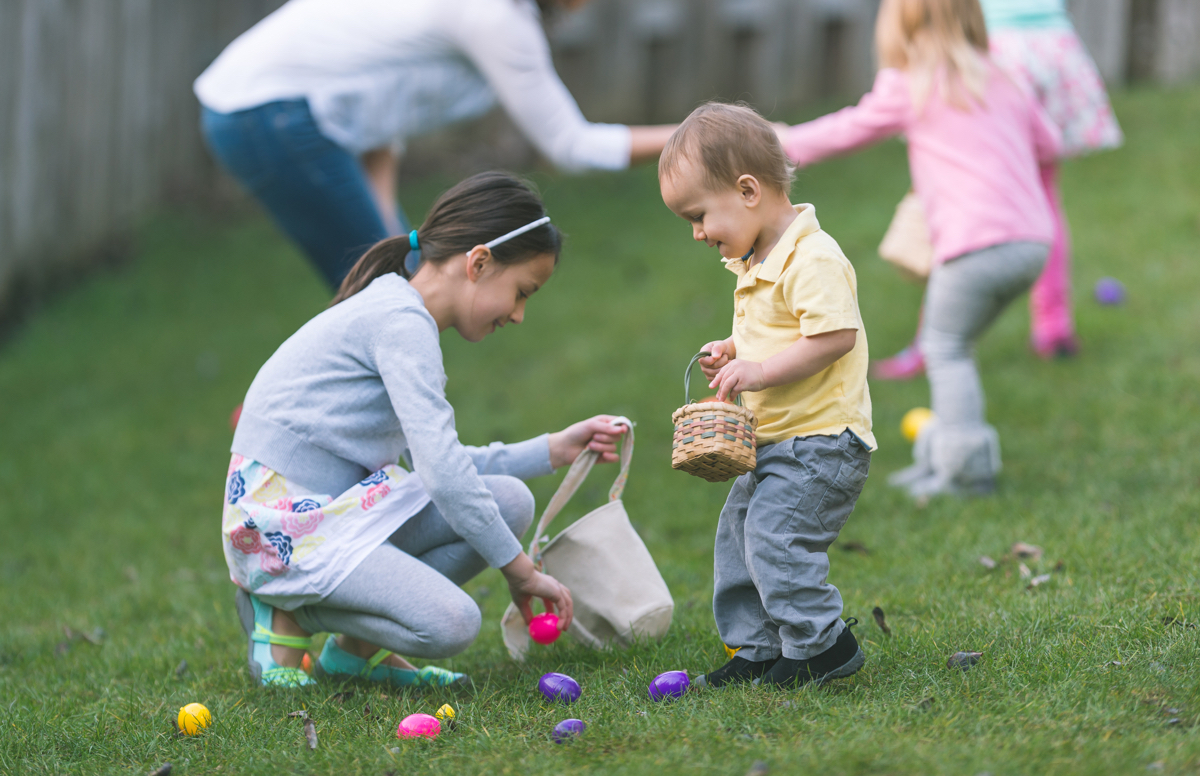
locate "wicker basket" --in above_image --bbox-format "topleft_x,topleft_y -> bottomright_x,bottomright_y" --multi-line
671,351 -> 757,482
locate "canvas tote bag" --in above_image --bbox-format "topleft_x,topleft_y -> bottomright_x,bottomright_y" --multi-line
501,424 -> 674,660
878,190 -> 934,280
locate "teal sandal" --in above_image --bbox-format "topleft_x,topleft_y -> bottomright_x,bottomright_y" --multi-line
235,589 -> 316,688
317,636 -> 470,688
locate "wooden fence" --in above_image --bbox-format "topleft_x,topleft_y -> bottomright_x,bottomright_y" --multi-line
2,0 -> 1197,317
0,0 -> 285,318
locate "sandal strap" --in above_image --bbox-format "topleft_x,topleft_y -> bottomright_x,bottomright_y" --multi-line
364,648 -> 393,674
262,665 -> 311,686
251,623 -> 314,649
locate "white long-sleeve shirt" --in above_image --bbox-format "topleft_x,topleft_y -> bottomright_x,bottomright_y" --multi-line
194,0 -> 631,171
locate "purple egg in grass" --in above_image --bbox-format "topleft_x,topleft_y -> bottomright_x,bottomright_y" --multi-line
538,672 -> 582,704
648,670 -> 690,701
552,718 -> 586,743
1094,277 -> 1125,305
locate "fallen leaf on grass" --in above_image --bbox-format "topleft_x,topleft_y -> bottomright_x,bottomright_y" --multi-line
840,541 -> 869,556
175,660 -> 188,678
1027,574 -> 1052,590
1011,542 -> 1043,561
746,761 -> 769,775
947,651 -> 983,672
1161,617 -> 1197,629
80,628 -> 106,646
1146,762 -> 1164,771
978,555 -> 997,570
1018,563 -> 1032,580
1166,718 -> 1182,725
148,764 -> 172,776
872,607 -> 892,636
287,710 -> 309,719
303,718 -> 318,750
328,691 -> 354,703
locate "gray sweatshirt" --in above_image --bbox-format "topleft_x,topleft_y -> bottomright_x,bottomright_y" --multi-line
231,273 -> 552,569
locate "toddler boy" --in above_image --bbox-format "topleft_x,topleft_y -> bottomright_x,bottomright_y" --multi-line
659,103 -> 876,688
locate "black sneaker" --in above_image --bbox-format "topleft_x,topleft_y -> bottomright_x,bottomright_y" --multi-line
693,654 -> 780,689
755,619 -> 864,688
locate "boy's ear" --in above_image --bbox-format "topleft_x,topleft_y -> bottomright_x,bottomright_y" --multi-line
465,245 -> 493,281
737,174 -> 762,207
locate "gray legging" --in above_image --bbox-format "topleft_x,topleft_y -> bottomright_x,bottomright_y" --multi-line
291,475 -> 534,659
921,241 -> 1049,429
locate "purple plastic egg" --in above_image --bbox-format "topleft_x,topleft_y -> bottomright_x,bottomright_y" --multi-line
648,670 -> 690,701
1094,277 -> 1125,305
538,672 -> 581,704
551,718 -> 586,743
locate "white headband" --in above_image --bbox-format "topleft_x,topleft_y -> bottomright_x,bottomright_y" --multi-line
484,216 -> 551,249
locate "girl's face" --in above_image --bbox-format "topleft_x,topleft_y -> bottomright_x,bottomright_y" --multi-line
459,251 -> 557,342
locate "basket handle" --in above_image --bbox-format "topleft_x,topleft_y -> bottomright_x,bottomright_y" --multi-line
684,351 -> 744,406
527,420 -> 635,568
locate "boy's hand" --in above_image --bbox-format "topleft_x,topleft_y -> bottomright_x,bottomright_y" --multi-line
548,415 -> 628,469
502,552 -> 574,630
709,359 -> 766,402
698,339 -> 736,380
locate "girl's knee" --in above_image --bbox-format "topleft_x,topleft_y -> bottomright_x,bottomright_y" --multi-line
488,475 -> 534,537
431,594 -> 482,656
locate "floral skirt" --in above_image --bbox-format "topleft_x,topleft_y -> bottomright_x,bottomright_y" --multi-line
990,28 -> 1123,157
222,454 -> 430,609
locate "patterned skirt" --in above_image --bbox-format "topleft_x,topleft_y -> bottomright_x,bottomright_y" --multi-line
990,27 -> 1124,157
221,454 -> 430,609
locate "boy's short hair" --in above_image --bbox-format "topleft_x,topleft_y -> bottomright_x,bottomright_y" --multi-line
659,102 -> 795,194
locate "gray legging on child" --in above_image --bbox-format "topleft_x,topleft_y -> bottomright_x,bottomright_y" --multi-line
291,475 -> 534,659
896,241 -> 1048,494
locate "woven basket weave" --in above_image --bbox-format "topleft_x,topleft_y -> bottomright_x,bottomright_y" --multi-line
671,351 -> 757,482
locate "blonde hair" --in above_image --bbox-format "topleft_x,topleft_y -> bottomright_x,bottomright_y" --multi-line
875,0 -> 990,110
658,102 -> 794,195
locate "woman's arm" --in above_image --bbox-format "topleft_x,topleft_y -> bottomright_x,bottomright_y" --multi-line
629,125 -> 679,165
360,147 -> 403,235
784,68 -> 911,167
450,3 -> 636,171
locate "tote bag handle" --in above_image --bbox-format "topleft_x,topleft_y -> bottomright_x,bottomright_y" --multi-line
528,420 -> 634,567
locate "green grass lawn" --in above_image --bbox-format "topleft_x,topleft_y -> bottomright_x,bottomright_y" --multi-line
3,84 -> 1199,775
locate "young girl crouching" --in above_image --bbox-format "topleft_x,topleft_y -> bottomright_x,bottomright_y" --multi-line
223,171 -> 625,687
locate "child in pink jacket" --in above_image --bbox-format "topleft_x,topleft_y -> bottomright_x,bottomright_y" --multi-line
784,0 -> 1061,497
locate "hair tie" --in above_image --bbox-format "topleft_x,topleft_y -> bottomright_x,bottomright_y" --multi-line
409,230 -> 420,252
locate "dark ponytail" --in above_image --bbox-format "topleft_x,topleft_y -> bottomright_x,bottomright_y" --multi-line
331,171 -> 562,306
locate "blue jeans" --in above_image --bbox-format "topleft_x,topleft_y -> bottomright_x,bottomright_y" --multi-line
201,100 -> 409,289
713,430 -> 871,661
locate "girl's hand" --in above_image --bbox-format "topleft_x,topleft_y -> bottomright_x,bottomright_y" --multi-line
502,553 -> 574,630
699,339 -> 736,380
548,415 -> 628,469
710,359 -> 766,402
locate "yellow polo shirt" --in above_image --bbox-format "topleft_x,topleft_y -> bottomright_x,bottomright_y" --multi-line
727,204 -> 876,449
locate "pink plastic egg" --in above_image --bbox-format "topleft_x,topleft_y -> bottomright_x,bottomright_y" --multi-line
529,613 -> 561,645
648,670 -> 690,701
396,713 -> 441,739
538,672 -> 581,703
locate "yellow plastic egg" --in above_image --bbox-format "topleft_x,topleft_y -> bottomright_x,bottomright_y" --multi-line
900,407 -> 934,442
177,703 -> 212,736
435,703 -> 455,722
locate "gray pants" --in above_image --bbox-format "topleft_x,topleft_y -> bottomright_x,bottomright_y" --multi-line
291,475 -> 533,659
896,241 -> 1048,494
714,431 -> 870,661
923,241 -> 1049,427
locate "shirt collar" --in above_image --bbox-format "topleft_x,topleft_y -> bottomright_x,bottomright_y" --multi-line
724,204 -> 821,283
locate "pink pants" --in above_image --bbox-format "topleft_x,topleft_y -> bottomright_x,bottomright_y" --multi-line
1028,163 -> 1074,349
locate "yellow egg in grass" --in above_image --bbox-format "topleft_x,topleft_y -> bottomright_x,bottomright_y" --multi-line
900,407 -> 934,443
177,703 -> 212,736
435,704 -> 455,722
